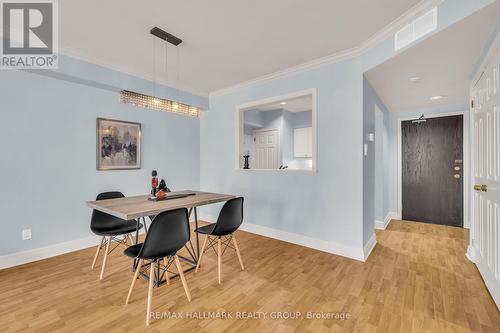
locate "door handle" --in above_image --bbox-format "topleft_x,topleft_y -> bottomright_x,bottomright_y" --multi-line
473,184 -> 488,192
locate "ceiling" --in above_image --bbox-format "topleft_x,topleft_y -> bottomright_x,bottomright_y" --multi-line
58,0 -> 422,96
365,1 -> 500,112
245,95 -> 312,113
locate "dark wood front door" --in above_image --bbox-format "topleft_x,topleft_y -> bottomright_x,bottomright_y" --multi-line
402,115 -> 463,227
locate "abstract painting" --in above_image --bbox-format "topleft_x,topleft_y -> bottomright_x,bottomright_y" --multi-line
96,118 -> 141,170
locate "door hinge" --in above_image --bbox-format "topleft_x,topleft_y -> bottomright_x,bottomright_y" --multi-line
471,100 -> 474,108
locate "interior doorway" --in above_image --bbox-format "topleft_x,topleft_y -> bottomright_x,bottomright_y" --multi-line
400,114 -> 464,227
252,128 -> 280,169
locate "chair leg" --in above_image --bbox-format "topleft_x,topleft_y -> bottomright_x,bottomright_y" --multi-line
146,260 -> 155,326
217,236 -> 222,284
91,237 -> 104,270
195,235 -> 209,272
232,234 -> 244,270
99,237 -> 111,280
127,234 -> 134,246
163,258 -> 170,285
174,256 -> 191,302
125,259 -> 143,305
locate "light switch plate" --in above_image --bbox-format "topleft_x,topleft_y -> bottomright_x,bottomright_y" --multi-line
22,229 -> 31,240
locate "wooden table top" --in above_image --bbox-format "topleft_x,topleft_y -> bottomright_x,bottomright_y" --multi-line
86,190 -> 235,220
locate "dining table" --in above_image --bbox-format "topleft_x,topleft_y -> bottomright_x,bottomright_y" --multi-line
86,190 -> 235,284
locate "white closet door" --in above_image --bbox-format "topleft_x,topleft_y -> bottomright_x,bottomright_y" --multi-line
253,129 -> 279,169
471,45 -> 500,309
294,127 -> 312,158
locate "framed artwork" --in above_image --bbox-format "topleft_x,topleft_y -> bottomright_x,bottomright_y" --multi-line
96,118 -> 141,170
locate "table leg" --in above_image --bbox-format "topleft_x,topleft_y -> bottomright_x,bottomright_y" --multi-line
194,207 -> 200,260
135,219 -> 140,244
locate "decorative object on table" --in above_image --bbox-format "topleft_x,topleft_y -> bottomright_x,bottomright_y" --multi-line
147,192 -> 196,202
156,190 -> 167,200
158,179 -> 171,192
96,118 -> 141,170
151,170 -> 158,198
243,154 -> 250,169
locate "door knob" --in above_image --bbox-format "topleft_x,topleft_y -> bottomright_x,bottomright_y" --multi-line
474,184 -> 488,192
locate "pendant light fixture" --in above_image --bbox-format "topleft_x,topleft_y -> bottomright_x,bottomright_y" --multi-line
120,27 -> 201,118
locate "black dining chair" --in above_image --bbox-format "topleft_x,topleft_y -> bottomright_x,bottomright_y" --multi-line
194,197 -> 244,284
124,208 -> 192,326
90,191 -> 143,280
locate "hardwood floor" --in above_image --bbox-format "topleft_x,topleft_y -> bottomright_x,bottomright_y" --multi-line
0,220 -> 498,332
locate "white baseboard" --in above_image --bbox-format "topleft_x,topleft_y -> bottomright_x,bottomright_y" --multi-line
375,211 -> 398,230
199,214 -> 366,261
363,233 -> 377,261
0,235 -> 101,270
0,228 -> 148,270
473,247 -> 500,310
466,245 -> 476,263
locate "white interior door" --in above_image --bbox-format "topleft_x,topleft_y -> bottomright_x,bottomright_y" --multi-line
471,44 -> 500,309
293,127 -> 313,158
253,129 -> 279,169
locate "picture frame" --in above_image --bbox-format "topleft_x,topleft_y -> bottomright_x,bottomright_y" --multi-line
96,118 -> 141,170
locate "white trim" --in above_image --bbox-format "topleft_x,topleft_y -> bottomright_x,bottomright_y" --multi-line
45,0 -> 440,99
199,213 -> 366,261
375,211 -> 398,230
471,32 -> 500,87
363,233 -> 377,261
397,111 -> 469,228
0,229 -> 148,270
0,235 -> 101,270
235,88 -> 318,172
210,0 -> 443,97
59,45 -> 210,98
466,245 -> 476,263
475,253 -> 500,310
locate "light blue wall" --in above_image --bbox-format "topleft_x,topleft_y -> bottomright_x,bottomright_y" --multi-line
1,0 -> 491,257
200,0 -> 494,255
201,57 -> 365,252
0,61 -> 204,255
292,111 -> 313,128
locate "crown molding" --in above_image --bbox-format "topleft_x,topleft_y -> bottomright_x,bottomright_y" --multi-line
58,45 -> 210,98
209,0 -> 443,98
357,0 -> 444,54
56,0 -> 442,100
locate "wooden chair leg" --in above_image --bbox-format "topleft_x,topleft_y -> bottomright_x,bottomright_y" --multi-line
217,237 -> 222,284
174,256 -> 191,302
232,234 -> 244,270
163,258 -> 170,285
99,237 -> 111,280
91,237 -> 104,270
195,235 -> 209,272
146,261 -> 155,326
125,259 -> 143,305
